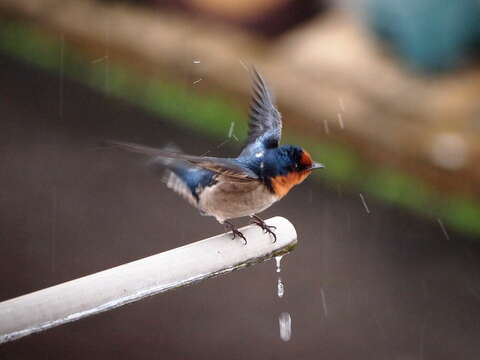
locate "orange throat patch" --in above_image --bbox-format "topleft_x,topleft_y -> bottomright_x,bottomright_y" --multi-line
271,171 -> 311,198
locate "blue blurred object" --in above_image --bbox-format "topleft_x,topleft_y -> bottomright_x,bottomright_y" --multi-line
366,0 -> 480,72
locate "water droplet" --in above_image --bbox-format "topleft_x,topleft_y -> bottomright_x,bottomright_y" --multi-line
277,277 -> 284,298
278,312 -> 292,341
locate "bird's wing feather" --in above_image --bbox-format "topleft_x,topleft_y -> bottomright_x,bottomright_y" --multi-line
108,140 -> 258,182
163,170 -> 199,207
240,67 -> 282,156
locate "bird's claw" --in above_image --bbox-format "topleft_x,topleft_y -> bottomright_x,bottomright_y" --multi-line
250,215 -> 277,243
230,228 -> 247,245
224,221 -> 247,245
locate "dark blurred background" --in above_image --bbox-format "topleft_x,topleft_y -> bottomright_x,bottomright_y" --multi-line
1,0 -> 480,359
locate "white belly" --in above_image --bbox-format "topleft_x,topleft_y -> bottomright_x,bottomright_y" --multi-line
198,181 -> 278,222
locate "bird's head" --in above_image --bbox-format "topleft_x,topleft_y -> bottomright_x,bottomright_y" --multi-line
282,145 -> 324,173
266,145 -> 324,198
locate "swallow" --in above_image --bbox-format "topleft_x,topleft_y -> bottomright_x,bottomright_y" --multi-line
110,67 -> 324,243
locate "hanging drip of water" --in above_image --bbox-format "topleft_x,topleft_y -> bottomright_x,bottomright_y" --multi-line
274,255 -> 284,298
275,255 -> 283,273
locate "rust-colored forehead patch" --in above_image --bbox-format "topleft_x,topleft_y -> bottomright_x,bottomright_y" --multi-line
300,150 -> 313,167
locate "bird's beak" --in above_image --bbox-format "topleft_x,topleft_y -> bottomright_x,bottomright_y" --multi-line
309,162 -> 325,170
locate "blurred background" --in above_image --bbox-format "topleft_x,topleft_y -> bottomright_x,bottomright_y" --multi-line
1,0 -> 480,358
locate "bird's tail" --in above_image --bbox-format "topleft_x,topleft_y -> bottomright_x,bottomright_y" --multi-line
107,139 -> 195,176
107,140 -> 207,207
107,140 -> 168,157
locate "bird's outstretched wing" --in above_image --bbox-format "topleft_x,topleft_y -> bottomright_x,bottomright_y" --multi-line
108,141 -> 259,182
240,67 -> 282,157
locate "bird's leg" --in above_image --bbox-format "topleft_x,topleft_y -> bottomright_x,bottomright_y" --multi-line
224,221 -> 247,245
250,215 -> 277,243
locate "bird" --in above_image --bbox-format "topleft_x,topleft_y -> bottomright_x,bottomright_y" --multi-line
110,67 -> 324,243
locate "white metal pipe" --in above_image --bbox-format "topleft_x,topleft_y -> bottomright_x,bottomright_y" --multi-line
0,216 -> 297,344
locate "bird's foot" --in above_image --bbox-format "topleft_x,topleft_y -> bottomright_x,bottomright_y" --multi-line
224,221 -> 247,245
250,215 -> 277,243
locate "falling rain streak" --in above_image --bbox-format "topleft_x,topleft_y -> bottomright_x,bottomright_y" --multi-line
55,33 -> 62,271
238,59 -> 248,71
104,19 -> 110,93
59,34 -> 64,119
91,56 -> 108,64
337,113 -> 344,129
359,193 -> 370,214
323,119 -> 330,134
199,121 -> 239,157
437,218 -> 450,241
228,121 -> 236,139
51,186 -> 57,274
320,288 -> 328,317
336,97 -> 346,129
